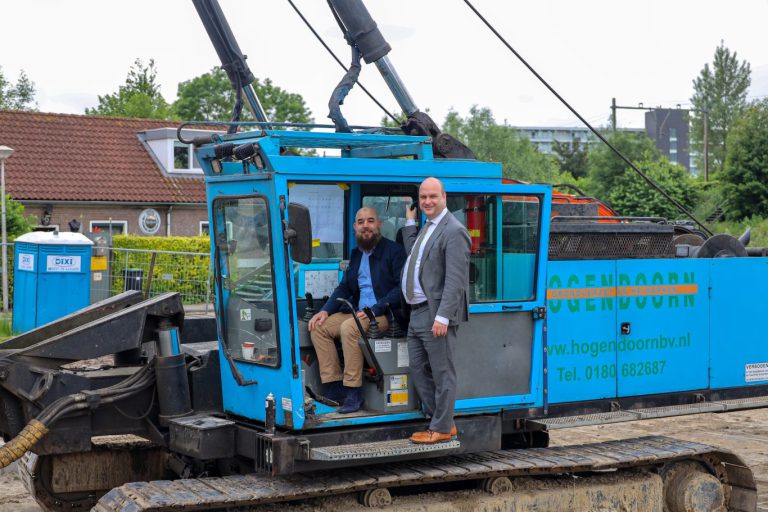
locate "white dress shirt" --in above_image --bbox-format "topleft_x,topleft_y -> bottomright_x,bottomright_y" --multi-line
401,207 -> 449,326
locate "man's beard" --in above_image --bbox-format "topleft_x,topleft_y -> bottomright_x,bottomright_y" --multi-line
356,231 -> 381,251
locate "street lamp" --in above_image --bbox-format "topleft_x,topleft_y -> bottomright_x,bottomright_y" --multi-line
0,145 -> 14,314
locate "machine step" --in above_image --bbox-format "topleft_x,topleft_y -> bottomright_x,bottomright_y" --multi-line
310,437 -> 460,461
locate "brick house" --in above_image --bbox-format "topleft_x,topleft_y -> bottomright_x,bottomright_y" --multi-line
0,110 -> 216,237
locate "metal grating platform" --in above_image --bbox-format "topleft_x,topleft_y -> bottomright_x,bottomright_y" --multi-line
533,411 -> 640,429
713,396 -> 768,411
311,438 -> 460,461
536,395 -> 768,430
632,402 -> 726,419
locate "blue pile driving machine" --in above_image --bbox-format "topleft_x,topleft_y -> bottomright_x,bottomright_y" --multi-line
0,1 -> 764,510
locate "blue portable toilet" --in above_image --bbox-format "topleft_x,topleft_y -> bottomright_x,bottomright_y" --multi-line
13,231 -> 94,334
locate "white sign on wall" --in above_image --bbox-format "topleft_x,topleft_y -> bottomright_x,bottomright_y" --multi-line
46,255 -> 82,272
18,253 -> 34,271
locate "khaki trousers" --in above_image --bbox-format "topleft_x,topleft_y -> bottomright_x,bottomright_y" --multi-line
310,312 -> 390,387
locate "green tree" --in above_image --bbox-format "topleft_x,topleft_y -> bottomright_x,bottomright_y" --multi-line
442,106 -> 562,183
720,99 -> 768,219
0,67 -> 37,111
4,194 -> 34,239
552,138 -> 588,179
173,67 -> 312,124
690,42 -> 751,177
606,159 -> 700,220
585,130 -> 660,201
86,58 -> 173,119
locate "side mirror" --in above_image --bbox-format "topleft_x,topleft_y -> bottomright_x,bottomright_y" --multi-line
286,202 -> 312,264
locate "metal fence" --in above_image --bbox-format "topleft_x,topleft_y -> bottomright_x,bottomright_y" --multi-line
93,247 -> 213,310
1,243 -> 213,313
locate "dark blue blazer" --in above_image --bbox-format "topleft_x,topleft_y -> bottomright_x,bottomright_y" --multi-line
321,237 -> 407,318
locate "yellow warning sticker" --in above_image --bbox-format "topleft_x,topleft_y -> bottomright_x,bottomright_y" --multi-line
312,238 -> 321,248
91,256 -> 107,271
387,391 -> 408,407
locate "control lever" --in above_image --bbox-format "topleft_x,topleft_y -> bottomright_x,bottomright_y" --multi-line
336,298 -> 384,390
386,304 -> 405,338
303,293 -> 315,322
362,307 -> 382,339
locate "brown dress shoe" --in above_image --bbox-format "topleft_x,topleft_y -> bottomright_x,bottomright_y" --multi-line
410,430 -> 453,444
409,430 -> 428,442
410,425 -> 457,442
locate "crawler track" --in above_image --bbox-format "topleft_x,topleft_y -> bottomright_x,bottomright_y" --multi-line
92,436 -> 756,512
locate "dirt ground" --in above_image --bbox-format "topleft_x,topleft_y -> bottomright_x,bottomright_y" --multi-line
2,408 -> 768,511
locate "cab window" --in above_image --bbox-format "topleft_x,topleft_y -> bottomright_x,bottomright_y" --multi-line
448,194 -> 540,303
214,196 -> 280,367
362,195 -> 412,242
289,183 -> 346,260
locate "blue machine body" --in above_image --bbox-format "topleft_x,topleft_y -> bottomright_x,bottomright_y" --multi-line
12,231 -> 93,334
196,128 -> 767,432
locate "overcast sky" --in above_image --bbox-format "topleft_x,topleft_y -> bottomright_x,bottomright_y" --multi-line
2,0 -> 767,129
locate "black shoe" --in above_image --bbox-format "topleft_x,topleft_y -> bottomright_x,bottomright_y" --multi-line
323,381 -> 346,403
338,386 -> 364,413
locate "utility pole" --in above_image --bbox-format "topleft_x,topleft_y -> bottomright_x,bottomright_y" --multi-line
703,108 -> 709,182
611,97 -> 617,132
0,146 -> 13,314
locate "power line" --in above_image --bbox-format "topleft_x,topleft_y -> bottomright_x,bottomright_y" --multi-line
285,0 -> 400,124
462,0 -> 712,236
611,99 -> 710,180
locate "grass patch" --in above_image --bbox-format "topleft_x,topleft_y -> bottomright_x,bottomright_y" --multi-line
710,217 -> 768,247
0,311 -> 12,342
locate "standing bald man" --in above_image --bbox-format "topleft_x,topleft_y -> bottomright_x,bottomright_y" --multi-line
402,177 -> 471,444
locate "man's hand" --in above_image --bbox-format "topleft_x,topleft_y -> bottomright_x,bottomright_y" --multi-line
406,202 -> 418,221
432,321 -> 448,338
356,310 -> 369,320
308,310 -> 329,331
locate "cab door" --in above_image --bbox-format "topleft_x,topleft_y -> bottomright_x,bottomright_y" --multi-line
208,177 -> 297,427
441,181 -> 551,412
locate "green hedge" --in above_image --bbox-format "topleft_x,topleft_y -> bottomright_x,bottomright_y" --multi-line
110,236 -> 212,304
112,236 -> 210,253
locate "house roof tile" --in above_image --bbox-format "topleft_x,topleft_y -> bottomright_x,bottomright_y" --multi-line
0,110 -> 206,204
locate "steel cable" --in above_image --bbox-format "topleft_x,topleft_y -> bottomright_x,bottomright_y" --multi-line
462,0 -> 712,236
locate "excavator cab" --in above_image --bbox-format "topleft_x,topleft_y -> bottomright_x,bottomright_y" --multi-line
198,130 -> 553,443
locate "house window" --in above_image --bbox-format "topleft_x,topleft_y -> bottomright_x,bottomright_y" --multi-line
199,221 -> 210,236
90,220 -> 127,235
174,142 -> 192,170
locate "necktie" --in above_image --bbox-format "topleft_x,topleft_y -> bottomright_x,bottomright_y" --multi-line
405,221 -> 430,301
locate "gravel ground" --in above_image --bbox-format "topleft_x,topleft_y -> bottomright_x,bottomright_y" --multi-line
3,408 -> 768,511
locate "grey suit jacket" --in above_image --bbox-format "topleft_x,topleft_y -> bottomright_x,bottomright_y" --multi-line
402,210 -> 471,326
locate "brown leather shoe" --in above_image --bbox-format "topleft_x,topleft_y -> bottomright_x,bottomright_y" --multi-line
410,430 -> 453,444
409,430 -> 428,442
410,425 -> 457,442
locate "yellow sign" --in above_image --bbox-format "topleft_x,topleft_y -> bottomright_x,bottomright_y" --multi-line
91,256 -> 107,271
